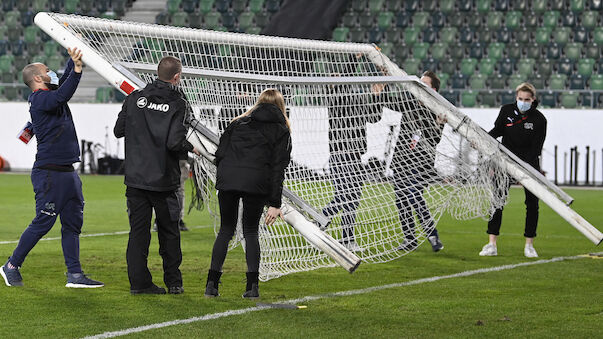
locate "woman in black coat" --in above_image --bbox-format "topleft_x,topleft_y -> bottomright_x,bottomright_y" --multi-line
205,88 -> 292,299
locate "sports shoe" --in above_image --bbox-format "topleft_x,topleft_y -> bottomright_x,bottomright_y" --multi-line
428,235 -> 444,252
131,284 -> 166,295
524,244 -> 538,258
396,238 -> 418,252
178,219 -> 189,232
242,283 -> 260,299
342,240 -> 365,252
479,243 -> 498,256
1,261 -> 24,287
168,286 -> 184,294
65,272 -> 104,288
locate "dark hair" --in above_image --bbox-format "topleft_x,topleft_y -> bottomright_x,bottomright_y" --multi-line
157,56 -> 182,81
422,70 -> 440,92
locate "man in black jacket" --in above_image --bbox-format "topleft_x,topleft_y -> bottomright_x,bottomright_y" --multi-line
114,56 -> 198,294
479,82 -> 547,258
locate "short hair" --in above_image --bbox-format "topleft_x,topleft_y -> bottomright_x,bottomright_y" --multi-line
157,56 -> 182,81
422,70 -> 440,92
515,82 -> 537,98
23,63 -> 44,88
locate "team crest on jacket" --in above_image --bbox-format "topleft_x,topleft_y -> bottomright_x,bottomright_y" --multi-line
524,122 -> 534,130
136,97 -> 147,108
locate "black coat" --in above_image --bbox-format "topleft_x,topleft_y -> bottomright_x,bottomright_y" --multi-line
114,79 -> 193,191
215,103 -> 292,207
489,101 -> 547,166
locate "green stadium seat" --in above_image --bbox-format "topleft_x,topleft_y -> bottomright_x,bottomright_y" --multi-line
440,58 -> 457,75
580,92 -> 594,108
531,0 -> 547,12
594,27 -> 603,45
486,12 -> 503,30
384,27 -> 401,43
95,87 -> 114,103
548,74 -> 567,90
577,58 -> 595,78
156,11 -> 170,25
498,58 -> 514,75
188,12 -> 202,28
581,11 -> 598,30
0,70 -> 14,84
469,42 -> 484,59
476,28 -> 493,44
430,42 -> 447,61
412,12 -> 429,28
536,59 -> 553,76
369,0 -> 386,12
439,27 -> 457,45
221,12 -> 237,29
412,42 -> 429,60
422,58 -> 438,73
438,72 -> 449,90
480,90 -> 497,107
508,74 -> 524,90
479,58 -> 496,76
466,15 -> 481,29
64,0 -> 78,13
563,42 -> 583,61
341,11 -> 356,27
516,58 -> 535,78
476,0 -> 492,13
237,12 -> 255,32
32,0 -> 48,13
584,43 -> 600,59
46,55 -> 62,71
4,11 -> 20,28
350,27 -> 365,42
402,58 -> 421,75
204,12 -> 221,30
550,0 -> 565,10
439,0 -> 455,13
393,43 -> 409,61
4,87 -> 20,101
557,58 -> 573,75
166,0 -> 181,14
351,0 -> 365,12
403,27 -> 420,46
232,0 -> 247,13
499,90 -> 516,105
529,73 -> 546,90
523,11 -> 538,28
569,74 -> 586,89
214,0 -> 230,12
359,12 -> 375,28
570,0 -> 585,12
43,40 -> 59,58
422,0 -> 437,11
461,90 -> 477,107
23,26 -> 39,44
14,55 -> 28,72
451,73 -> 467,88
377,11 -> 394,30
332,27 -> 349,42
395,11 -> 411,28
505,11 -> 522,31
200,0 -> 216,13
246,26 -> 261,35
489,74 -> 506,89
540,90 -> 558,108
386,0 -> 401,10
469,73 -> 487,89
171,12 -> 188,27
526,45 -> 542,59
181,0 -> 196,13
431,11 -> 446,28
487,43 -> 504,60
535,27 -> 552,45
553,27 -> 571,46
512,0 -> 528,10
449,42 -> 465,60
254,12 -> 270,28
379,42 -> 394,56
422,27 -> 438,43
506,42 -> 522,60
560,91 -> 579,108
0,55 -> 15,73
590,74 -> 603,90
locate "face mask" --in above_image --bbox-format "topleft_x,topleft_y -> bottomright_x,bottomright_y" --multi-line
45,70 -> 59,90
516,100 -> 531,112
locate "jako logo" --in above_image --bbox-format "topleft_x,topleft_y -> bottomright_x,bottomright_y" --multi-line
147,102 -> 170,112
136,97 -> 147,108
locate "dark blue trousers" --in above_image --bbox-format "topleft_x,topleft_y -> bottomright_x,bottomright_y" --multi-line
393,170 -> 439,240
9,168 -> 84,273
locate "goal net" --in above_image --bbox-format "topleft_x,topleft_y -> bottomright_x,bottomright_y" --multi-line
35,13 -> 602,281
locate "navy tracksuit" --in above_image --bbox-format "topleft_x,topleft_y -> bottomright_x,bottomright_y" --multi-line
9,59 -> 85,273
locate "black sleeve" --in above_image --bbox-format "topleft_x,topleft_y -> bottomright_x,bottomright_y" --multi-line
214,121 -> 235,166
268,129 -> 292,208
527,116 -> 547,163
166,100 -> 193,153
59,59 -> 74,85
488,107 -> 506,138
113,95 -> 130,138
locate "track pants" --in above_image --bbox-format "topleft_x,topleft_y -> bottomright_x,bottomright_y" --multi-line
393,170 -> 439,240
487,183 -> 539,238
9,168 -> 84,273
126,187 -> 182,290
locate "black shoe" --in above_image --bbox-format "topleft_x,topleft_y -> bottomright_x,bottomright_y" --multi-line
130,284 -> 166,295
168,286 -> 184,294
428,235 -> 444,252
178,219 -> 189,232
242,283 -> 259,299
204,269 -> 221,298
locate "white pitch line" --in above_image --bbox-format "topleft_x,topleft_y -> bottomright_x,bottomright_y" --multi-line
81,252 -> 602,339
0,225 -> 212,245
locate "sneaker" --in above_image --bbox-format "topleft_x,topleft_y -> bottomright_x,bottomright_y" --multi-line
396,238 -> 418,252
152,220 -> 158,232
178,219 -> 189,232
524,244 -> 538,258
242,283 -> 260,299
479,243 -> 498,256
168,286 -> 184,294
131,284 -> 166,295
342,240 -> 365,252
204,282 -> 219,298
428,235 -> 444,252
1,261 -> 23,287
65,272 -> 104,288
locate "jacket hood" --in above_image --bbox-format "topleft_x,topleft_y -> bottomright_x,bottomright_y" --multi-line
250,103 -> 286,124
144,79 -> 182,102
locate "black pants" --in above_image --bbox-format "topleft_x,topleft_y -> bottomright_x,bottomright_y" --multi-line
210,190 -> 266,273
393,169 -> 439,240
126,187 -> 182,290
487,182 -> 540,238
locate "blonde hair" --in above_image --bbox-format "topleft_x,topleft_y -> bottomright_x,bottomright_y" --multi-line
233,88 -> 290,129
515,82 -> 537,99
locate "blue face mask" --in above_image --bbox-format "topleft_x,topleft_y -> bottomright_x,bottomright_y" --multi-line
516,100 -> 531,112
46,70 -> 59,89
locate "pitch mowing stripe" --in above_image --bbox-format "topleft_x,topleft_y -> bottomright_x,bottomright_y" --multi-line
81,252 -> 602,339
0,225 -> 212,245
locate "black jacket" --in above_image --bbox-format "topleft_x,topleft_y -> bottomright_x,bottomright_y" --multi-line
489,101 -> 547,166
114,79 -> 193,191
215,103 -> 292,207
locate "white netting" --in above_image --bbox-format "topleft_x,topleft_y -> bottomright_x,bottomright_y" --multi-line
43,14 -> 512,280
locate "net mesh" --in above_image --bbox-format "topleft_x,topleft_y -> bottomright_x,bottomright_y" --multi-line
44,14 -> 511,280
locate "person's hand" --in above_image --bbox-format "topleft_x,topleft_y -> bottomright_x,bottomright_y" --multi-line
265,206 -> 283,226
436,114 -> 447,125
68,47 -> 83,73
192,147 -> 201,156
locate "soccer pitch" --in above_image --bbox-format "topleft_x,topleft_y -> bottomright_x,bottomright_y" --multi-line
0,173 -> 601,338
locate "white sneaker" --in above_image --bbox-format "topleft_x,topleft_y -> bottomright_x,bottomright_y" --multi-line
343,240 -> 365,252
524,244 -> 538,258
479,243 -> 497,256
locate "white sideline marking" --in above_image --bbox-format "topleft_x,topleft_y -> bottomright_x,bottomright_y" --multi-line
0,225 -> 212,245
81,252 -> 602,339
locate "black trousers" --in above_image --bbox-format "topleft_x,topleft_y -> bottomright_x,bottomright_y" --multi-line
487,182 -> 540,238
125,187 -> 182,290
210,190 -> 266,273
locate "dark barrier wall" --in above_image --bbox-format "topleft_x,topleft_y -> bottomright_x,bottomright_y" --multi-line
262,0 -> 350,40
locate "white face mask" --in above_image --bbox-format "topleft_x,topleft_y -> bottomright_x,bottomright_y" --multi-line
516,100 -> 531,112
45,70 -> 59,90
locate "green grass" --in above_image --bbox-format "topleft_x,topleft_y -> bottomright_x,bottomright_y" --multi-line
0,173 -> 601,338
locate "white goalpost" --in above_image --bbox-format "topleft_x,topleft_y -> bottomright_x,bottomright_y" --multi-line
34,12 -> 601,280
